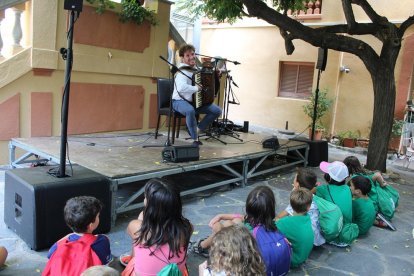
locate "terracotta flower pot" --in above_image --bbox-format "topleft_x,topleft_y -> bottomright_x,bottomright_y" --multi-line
309,129 -> 323,140
343,138 -> 356,148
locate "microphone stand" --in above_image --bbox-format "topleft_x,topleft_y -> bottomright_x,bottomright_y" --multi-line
195,53 -> 241,65
195,53 -> 243,142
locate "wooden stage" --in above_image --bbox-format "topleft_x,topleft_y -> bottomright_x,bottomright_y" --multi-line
9,131 -> 308,225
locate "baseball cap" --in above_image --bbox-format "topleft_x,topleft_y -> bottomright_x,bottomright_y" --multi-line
319,161 -> 349,182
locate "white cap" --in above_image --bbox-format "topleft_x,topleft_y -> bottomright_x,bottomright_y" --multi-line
320,161 -> 349,182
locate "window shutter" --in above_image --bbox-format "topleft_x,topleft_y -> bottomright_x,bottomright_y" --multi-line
279,62 -> 314,99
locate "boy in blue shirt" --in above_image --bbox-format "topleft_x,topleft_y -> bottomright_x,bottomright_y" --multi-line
43,196 -> 112,275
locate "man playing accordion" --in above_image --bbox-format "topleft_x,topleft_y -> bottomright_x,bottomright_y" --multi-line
172,44 -> 222,146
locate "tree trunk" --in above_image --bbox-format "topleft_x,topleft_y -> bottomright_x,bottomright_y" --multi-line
366,65 -> 396,172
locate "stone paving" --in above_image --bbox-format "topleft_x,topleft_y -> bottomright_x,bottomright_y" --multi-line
0,146 -> 413,275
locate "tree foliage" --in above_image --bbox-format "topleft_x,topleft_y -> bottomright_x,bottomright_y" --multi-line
86,0 -> 157,25
177,0 -> 414,171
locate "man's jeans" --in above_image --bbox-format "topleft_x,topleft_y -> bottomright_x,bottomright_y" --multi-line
173,100 -> 222,140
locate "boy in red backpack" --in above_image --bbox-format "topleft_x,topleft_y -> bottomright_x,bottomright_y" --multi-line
43,196 -> 113,276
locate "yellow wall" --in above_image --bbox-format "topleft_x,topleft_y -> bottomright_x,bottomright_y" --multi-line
200,0 -> 414,139
0,0 -> 172,165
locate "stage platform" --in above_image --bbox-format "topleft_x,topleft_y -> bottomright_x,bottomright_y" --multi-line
8,131 -> 308,225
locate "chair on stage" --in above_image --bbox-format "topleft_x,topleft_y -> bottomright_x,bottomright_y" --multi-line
155,78 -> 185,144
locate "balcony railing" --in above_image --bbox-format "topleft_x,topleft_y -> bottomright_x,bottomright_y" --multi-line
288,0 -> 322,19
0,0 -> 30,61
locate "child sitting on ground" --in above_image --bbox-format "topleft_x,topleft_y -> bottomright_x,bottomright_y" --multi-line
122,178 -> 193,276
81,265 -> 120,276
43,196 -> 112,276
349,176 -> 376,236
276,188 -> 314,268
317,161 -> 359,246
344,155 -> 398,230
197,186 -> 291,276
199,225 -> 266,276
317,161 -> 352,223
276,167 -> 325,246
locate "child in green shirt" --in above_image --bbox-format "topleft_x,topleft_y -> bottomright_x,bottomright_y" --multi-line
276,188 -> 314,268
350,176 -> 376,236
316,161 -> 352,223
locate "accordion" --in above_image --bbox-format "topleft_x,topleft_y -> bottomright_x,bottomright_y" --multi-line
192,61 -> 217,108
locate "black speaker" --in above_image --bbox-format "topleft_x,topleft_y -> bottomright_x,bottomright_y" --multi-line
243,121 -> 249,133
64,0 -> 83,12
288,138 -> 328,167
4,165 -> 111,250
162,145 -> 200,162
315,48 -> 328,71
262,136 -> 280,150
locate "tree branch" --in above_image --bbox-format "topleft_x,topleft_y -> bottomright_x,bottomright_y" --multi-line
341,0 -> 357,31
280,29 -> 295,54
352,0 -> 387,25
399,15 -> 414,36
317,23 -> 378,35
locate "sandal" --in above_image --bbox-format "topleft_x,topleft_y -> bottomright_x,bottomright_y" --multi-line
192,238 -> 209,258
120,253 -> 133,266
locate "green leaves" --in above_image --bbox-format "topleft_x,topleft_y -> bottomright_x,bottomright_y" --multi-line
85,0 -> 157,25
119,0 -> 157,25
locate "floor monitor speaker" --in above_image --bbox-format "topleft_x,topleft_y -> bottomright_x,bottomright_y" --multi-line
4,165 -> 111,250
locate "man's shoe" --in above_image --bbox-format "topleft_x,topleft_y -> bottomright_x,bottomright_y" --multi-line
192,140 -> 203,146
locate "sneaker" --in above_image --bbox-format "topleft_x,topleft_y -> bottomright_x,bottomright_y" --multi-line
374,213 -> 396,231
120,253 -> 133,266
398,154 -> 406,160
192,238 -> 209,258
328,241 -> 349,248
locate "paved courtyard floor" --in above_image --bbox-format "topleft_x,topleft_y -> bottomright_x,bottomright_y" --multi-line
0,146 -> 413,275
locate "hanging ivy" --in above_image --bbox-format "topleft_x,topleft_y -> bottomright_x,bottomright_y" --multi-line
85,0 -> 158,25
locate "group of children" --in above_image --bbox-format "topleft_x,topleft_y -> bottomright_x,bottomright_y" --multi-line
39,155 -> 398,276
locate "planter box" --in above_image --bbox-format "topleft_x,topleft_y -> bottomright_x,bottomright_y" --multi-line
343,138 -> 356,148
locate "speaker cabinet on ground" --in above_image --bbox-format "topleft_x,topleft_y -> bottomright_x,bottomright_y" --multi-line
288,138 -> 328,167
4,165 -> 111,251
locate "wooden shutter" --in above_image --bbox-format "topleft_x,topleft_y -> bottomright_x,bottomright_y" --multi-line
279,62 -> 314,99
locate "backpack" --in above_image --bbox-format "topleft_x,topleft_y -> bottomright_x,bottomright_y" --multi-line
252,225 -> 291,276
337,223 -> 359,244
42,234 -> 102,276
376,185 -> 399,220
157,263 -> 182,276
313,195 -> 343,242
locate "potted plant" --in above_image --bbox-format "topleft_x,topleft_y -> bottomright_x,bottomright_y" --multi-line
302,89 -> 333,140
389,118 -> 404,151
336,130 -> 360,148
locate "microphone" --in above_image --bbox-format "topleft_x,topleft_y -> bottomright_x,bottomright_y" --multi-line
228,101 -> 239,105
233,61 -> 241,65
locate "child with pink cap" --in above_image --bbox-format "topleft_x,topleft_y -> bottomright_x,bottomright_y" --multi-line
316,161 -> 358,247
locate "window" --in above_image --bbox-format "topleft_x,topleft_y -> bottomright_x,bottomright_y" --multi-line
279,62 -> 314,99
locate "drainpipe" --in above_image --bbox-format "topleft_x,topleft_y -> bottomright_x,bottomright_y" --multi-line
330,52 -> 344,137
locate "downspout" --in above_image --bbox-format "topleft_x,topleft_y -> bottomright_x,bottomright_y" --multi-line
330,51 -> 344,137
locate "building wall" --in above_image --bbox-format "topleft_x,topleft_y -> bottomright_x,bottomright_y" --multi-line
0,0 -> 172,165
200,1 -> 414,139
